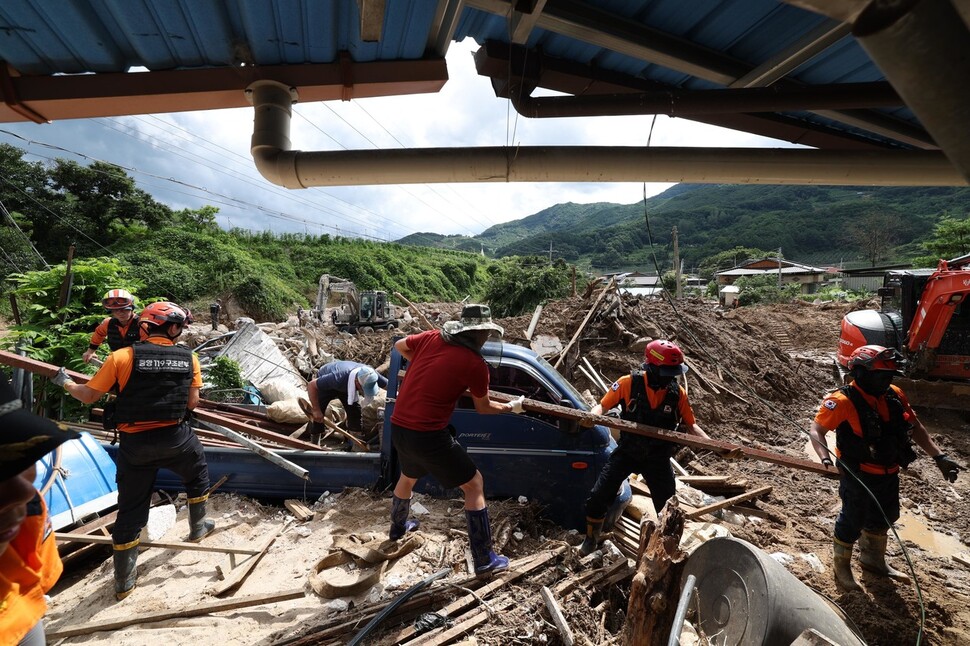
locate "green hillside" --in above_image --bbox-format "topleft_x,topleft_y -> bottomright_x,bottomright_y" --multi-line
401,184 -> 970,273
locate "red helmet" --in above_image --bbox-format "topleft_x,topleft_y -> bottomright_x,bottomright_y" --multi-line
140,301 -> 187,328
644,340 -> 688,376
102,288 -> 135,311
847,344 -> 905,373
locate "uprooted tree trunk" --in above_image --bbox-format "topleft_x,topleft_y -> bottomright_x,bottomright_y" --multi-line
623,497 -> 688,646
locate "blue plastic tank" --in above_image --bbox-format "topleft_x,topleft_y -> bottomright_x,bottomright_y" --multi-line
33,432 -> 118,530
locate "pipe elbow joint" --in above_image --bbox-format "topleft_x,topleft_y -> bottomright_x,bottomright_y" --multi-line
252,146 -> 304,189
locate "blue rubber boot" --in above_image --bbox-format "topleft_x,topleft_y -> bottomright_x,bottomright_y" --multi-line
465,507 -> 509,576
389,495 -> 420,540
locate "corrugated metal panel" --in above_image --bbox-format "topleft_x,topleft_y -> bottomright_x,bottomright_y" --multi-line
0,0 -> 439,75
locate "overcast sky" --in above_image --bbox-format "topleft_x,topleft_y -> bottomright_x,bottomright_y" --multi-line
0,39 -> 791,248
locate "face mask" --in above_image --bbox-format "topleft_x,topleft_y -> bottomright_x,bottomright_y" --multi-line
645,364 -> 675,389
855,370 -> 894,396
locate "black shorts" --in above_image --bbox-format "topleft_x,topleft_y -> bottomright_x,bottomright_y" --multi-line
391,423 -> 477,489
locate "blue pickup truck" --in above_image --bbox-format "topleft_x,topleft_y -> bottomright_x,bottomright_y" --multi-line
131,340 -> 630,531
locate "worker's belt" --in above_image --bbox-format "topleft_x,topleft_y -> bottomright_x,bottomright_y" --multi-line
858,462 -> 900,475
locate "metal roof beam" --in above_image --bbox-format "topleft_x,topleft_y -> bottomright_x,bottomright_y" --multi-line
465,0 -> 933,149
510,0 -> 548,44
730,20 -> 852,88
428,0 -> 466,57
0,60 -> 448,124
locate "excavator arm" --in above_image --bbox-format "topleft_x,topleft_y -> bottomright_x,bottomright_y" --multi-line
906,260 -> 970,354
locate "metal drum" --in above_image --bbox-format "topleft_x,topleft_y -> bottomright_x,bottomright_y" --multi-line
681,537 -> 866,646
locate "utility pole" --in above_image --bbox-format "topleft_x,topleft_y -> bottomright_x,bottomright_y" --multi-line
778,247 -> 783,289
548,241 -> 554,264
672,226 -> 682,299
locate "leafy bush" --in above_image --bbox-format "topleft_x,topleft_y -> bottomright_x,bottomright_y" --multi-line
734,274 -> 801,306
482,256 -> 572,317
232,273 -> 306,321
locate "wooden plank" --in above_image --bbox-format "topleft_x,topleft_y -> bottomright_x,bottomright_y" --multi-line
395,291 -> 436,330
56,533 -> 261,555
676,476 -> 730,486
485,390 -> 838,478
405,597 -> 517,646
208,522 -> 287,596
45,589 -> 305,639
540,586 -> 575,646
285,499 -> 315,522
525,305 -> 543,341
193,409 -> 322,451
389,547 -> 565,644
686,486 -> 773,520
553,276 -> 615,370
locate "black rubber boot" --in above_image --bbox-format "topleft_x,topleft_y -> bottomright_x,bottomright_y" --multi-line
579,517 -> 605,556
113,540 -> 139,600
465,507 -> 509,576
187,495 -> 215,542
859,529 -> 910,582
389,494 -> 420,540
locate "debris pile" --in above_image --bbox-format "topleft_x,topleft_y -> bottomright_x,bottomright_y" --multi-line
24,290 -> 970,645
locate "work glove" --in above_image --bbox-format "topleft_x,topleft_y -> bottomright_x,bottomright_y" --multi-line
934,454 -> 960,483
508,396 -> 525,414
50,367 -> 72,388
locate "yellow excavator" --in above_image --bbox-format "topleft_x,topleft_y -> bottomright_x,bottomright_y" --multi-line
311,274 -> 402,333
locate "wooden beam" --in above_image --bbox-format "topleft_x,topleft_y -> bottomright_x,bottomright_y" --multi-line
540,586 -> 575,646
485,389 -> 838,478
55,533 -> 261,555
394,291 -> 436,330
554,276 -> 615,369
45,589 -> 306,639
525,305 -> 543,340
686,485 -> 773,520
209,522 -> 288,596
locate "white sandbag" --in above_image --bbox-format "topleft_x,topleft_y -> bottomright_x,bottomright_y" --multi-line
267,398 -> 310,424
258,377 -> 307,404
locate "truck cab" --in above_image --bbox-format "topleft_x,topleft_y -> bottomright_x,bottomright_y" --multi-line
383,340 -> 630,531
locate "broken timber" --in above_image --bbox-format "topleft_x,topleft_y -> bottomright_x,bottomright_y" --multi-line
624,500 -> 688,646
55,533 -> 261,555
554,276 -> 615,370
208,522 -> 288,596
44,589 -> 305,639
394,291 -> 436,330
485,389 -> 838,478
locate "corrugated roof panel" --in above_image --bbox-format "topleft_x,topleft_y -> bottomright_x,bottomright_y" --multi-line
100,0 -> 232,70
0,1 -> 126,74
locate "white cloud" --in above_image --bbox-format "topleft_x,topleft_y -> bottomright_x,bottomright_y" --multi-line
0,40 -> 789,240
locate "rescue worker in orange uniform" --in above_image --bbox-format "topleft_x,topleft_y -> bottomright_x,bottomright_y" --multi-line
0,376 -> 80,645
809,344 -> 961,591
82,289 -> 145,364
55,302 -> 214,600
579,340 -> 719,555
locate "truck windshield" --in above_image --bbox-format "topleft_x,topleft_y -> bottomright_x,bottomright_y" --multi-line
529,353 -> 590,409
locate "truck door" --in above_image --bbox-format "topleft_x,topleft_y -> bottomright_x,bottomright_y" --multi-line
447,359 -> 612,530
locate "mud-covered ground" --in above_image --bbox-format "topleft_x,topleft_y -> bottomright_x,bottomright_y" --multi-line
41,294 -> 970,645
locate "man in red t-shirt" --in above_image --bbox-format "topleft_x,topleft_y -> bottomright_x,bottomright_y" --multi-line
388,304 -> 524,576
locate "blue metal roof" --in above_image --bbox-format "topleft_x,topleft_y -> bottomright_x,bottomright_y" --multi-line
0,0 -> 967,171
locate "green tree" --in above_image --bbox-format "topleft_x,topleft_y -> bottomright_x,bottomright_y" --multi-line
914,215 -> 970,266
482,256 -> 572,317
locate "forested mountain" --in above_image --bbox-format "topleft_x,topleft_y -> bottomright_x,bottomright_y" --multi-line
400,184 -> 970,272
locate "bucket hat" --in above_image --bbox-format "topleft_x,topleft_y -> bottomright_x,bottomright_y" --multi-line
442,304 -> 504,338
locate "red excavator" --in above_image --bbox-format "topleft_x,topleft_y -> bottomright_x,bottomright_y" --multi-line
838,254 -> 970,409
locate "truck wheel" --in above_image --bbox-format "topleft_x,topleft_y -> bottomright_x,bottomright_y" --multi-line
359,326 -> 374,334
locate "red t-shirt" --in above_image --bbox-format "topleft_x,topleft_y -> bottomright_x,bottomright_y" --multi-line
391,330 -> 489,431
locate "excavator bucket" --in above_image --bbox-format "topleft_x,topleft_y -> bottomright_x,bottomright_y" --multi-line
893,377 -> 970,412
